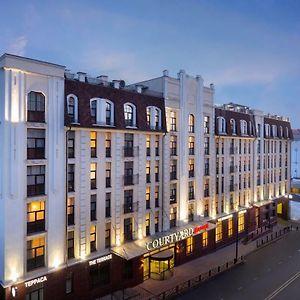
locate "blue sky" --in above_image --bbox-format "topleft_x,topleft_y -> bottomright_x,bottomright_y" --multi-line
0,0 -> 299,127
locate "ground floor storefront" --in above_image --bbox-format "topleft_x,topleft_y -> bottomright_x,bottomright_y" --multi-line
1,202 -> 280,300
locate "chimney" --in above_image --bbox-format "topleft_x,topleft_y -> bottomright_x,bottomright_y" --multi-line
136,84 -> 143,94
112,80 -> 120,89
97,75 -> 109,86
77,72 -> 87,82
163,70 -> 169,77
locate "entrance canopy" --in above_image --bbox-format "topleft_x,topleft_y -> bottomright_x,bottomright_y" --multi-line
111,221 -> 215,260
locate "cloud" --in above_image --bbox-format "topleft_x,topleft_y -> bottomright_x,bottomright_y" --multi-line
7,36 -> 28,56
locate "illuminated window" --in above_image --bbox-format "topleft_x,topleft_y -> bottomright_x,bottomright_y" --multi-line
105,133 -> 111,157
146,161 -> 151,183
27,201 -> 45,234
155,162 -> 159,182
188,114 -> 195,133
202,231 -> 208,248
90,163 -> 97,189
215,221 -> 222,242
106,162 -> 111,188
188,136 -> 195,155
27,237 -> 45,271
90,132 -> 97,158
146,187 -> 151,209
146,136 -> 151,156
67,197 -> 75,225
230,118 -> 236,134
67,231 -> 75,259
238,213 -> 245,232
146,107 -> 151,126
155,186 -> 159,208
228,217 -> 233,237
146,213 -> 150,236
186,236 -> 193,255
155,136 -> 159,156
124,103 -> 136,127
170,111 -> 176,131
67,94 -> 78,123
90,225 -> 97,252
170,207 -> 177,228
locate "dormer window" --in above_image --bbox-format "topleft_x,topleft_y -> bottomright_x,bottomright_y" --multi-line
218,117 -> 226,134
265,124 -> 270,137
249,121 -> 252,135
230,119 -> 236,134
272,125 -> 277,138
67,94 -> 79,123
90,98 -> 114,126
124,103 -> 136,127
279,126 -> 283,138
286,127 -> 289,138
240,120 -> 248,136
147,106 -> 161,130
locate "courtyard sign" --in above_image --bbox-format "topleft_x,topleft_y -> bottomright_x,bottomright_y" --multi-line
89,254 -> 112,266
146,224 -> 209,251
25,276 -> 47,288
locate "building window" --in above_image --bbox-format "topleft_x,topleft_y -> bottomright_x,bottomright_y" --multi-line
204,202 -> 209,217
215,221 -> 222,242
146,161 -> 151,183
90,263 -> 110,288
188,181 -> 195,200
124,161 -> 134,186
124,218 -> 133,241
170,111 -> 176,131
26,287 -> 44,300
90,99 -> 97,123
170,184 -> 177,203
170,160 -> 177,180
204,137 -> 209,155
146,136 -> 151,156
105,101 -> 113,125
155,211 -> 159,232
204,158 -> 209,176
102,135 -> 110,160
146,107 -> 151,126
105,193 -> 111,218
155,162 -> 159,182
90,132 -> 97,158
154,108 -> 161,130
27,129 -> 45,159
90,225 -> 97,252
67,197 -> 75,225
202,231 -> 208,248
105,223 -> 111,248
218,117 -> 226,134
91,194 -> 97,221
124,103 -> 136,127
124,133 -> 134,157
65,273 -> 73,294
189,159 -> 195,178
27,91 -> 45,123
146,213 -> 150,236
170,135 -> 177,156
155,136 -> 160,156
90,163 -> 97,189
67,94 -> 78,123
204,180 -> 209,197
170,207 -> 177,228
67,231 -> 75,259
27,165 -> 45,197
265,124 -> 271,137
27,202 -> 45,234
186,237 -> 193,255
240,120 -> 248,135
68,164 -> 75,192
146,187 -> 151,209
67,131 -> 75,159
238,213 -> 245,232
228,218 -> 233,237
124,190 -> 134,213
106,162 -> 111,188
204,116 -> 210,134
230,119 -> 236,134
155,186 -> 159,207
188,114 -> 195,133
188,136 -> 195,155
272,125 -> 277,138
27,237 -> 45,271
188,203 -> 194,222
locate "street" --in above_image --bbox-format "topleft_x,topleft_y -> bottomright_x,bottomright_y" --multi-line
178,230 -> 300,300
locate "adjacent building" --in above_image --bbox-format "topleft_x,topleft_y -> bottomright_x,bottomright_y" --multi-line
0,54 -> 293,300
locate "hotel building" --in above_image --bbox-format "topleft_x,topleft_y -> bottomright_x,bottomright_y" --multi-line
0,54 -> 293,300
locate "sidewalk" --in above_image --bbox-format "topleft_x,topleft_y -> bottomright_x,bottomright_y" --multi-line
107,224 -> 288,300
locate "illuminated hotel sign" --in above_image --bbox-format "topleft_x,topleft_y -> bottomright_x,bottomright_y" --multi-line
25,276 -> 47,288
146,224 -> 209,251
89,254 -> 112,266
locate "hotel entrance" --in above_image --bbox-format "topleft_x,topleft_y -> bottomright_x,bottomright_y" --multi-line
143,245 -> 175,280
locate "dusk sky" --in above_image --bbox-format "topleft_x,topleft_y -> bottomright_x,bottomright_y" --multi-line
1,0 -> 299,127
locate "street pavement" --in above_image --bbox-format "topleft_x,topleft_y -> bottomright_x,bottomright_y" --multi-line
178,230 -> 300,300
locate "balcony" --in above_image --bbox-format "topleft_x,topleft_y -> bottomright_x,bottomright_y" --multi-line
124,202 -> 139,214
27,220 -> 45,235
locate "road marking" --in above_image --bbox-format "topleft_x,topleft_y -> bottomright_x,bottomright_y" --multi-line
264,271 -> 300,300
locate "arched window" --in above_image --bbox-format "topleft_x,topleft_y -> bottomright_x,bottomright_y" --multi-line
90,98 -> 114,126
105,101 -> 112,125
189,114 -> 195,133
27,91 -> 45,122
240,120 -> 247,136
124,103 -> 136,127
218,117 -> 226,134
67,94 -> 79,123
279,126 -> 283,138
230,119 -> 236,134
146,106 -> 161,130
272,125 -> 277,137
286,127 -> 289,138
249,121 -> 252,135
265,124 -> 270,137
154,108 -> 161,130
146,107 -> 151,126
